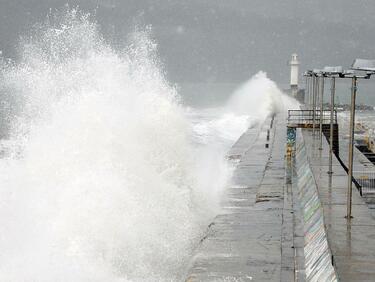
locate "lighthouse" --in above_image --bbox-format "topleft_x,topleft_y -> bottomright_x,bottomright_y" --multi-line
289,53 -> 300,97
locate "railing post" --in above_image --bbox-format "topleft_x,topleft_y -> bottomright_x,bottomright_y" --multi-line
328,77 -> 335,174
346,76 -> 357,219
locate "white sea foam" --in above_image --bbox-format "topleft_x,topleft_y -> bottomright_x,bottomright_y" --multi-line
0,8 -> 297,282
0,9 -> 211,281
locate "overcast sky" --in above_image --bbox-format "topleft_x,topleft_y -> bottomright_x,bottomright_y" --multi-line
1,0 -> 375,84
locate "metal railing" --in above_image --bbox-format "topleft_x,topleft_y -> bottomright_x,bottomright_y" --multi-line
287,109 -> 337,126
353,171 -> 375,195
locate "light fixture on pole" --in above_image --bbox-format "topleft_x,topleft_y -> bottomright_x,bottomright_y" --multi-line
303,71 -> 310,105
313,69 -> 325,147
323,66 -> 344,174
304,70 -> 315,131
305,73 -> 312,106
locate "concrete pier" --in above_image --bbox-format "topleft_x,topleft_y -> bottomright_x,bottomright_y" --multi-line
186,114 -> 375,281
187,116 -> 304,281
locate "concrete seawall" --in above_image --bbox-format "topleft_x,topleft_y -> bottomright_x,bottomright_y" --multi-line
301,129 -> 375,281
293,133 -> 336,281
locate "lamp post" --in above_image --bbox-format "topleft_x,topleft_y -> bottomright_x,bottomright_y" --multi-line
319,75 -> 324,150
312,70 -> 324,141
322,66 -> 344,174
306,62 -> 374,219
342,59 -> 375,219
313,74 -> 319,137
305,75 -> 309,105
304,70 -> 316,131
305,74 -> 311,106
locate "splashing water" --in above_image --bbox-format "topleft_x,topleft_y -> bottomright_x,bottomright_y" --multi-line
0,9 -> 297,282
0,9 -> 212,281
226,71 -> 299,119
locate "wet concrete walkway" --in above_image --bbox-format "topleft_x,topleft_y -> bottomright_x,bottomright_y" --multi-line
301,129 -> 375,282
186,115 -> 375,281
187,116 -> 301,281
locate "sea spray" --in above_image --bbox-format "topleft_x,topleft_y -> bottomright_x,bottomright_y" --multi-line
188,72 -> 299,222
191,72 -> 299,154
0,9 -> 218,281
0,8 -> 298,282
227,71 -> 299,120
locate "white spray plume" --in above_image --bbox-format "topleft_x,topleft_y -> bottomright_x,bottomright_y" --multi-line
0,9 -> 221,282
0,9 -> 299,282
227,71 -> 299,121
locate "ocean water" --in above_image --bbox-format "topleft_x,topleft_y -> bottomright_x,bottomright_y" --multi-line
0,9 -> 298,282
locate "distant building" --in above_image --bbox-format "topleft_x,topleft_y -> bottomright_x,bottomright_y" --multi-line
286,53 -> 305,104
289,53 -> 299,96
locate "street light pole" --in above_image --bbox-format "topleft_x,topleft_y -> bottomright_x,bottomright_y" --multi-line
305,76 -> 309,105
305,62 -> 373,219
344,58 -> 375,219
309,77 -> 312,106
319,76 -> 324,150
346,76 -> 357,219
323,66 -> 344,174
328,76 -> 335,174
312,75 -> 316,135
307,76 -> 312,108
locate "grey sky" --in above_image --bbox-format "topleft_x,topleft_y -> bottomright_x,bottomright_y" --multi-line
1,0 -> 375,84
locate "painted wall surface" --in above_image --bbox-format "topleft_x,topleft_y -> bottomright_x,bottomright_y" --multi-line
294,136 -> 337,282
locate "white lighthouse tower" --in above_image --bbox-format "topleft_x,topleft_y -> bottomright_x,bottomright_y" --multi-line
289,53 -> 300,97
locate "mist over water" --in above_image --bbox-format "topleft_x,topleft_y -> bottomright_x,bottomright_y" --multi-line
0,8 -> 297,281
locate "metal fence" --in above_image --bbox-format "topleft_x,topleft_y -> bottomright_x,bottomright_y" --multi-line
353,171 -> 375,195
287,109 -> 337,126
